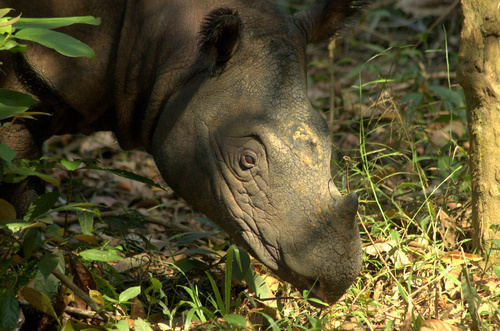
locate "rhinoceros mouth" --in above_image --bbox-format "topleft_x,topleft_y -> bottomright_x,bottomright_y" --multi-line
280,272 -> 344,306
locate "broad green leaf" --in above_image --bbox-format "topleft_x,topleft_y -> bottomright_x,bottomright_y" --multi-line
175,232 -> 218,246
0,23 -> 12,35
115,320 -> 130,331
39,252 -> 59,279
429,85 -> 465,108
148,277 -> 162,291
2,39 -> 26,53
175,258 -> 208,273
0,291 -> 19,331
14,28 -> 95,58
24,191 -> 60,221
494,266 -> 500,279
490,239 -> 500,247
61,159 -> 82,171
176,248 -> 220,256
0,8 -> 13,19
80,248 -> 123,262
45,224 -> 64,242
118,286 -> 141,303
0,144 -> 16,163
3,166 -> 59,187
14,16 -> 101,30
0,199 -> 16,221
0,220 -> 45,232
34,272 -> 60,301
50,202 -> 95,213
114,319 -> 130,331
23,227 -> 42,258
134,318 -> 154,331
87,166 -> 165,190
232,248 -> 251,281
60,319 -> 97,331
20,287 -> 60,325
223,314 -> 247,328
0,88 -> 35,119
243,270 -> 277,308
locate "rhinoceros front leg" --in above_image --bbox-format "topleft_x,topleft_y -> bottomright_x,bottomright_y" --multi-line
0,121 -> 45,217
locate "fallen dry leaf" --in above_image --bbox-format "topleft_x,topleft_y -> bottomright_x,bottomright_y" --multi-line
421,318 -> 461,331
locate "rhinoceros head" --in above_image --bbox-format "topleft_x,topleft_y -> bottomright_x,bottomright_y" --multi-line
152,0 -> 366,304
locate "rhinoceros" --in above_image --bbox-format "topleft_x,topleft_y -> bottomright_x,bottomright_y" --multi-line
0,0 -> 366,304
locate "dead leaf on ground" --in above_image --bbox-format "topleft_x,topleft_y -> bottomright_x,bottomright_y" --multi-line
420,318 -> 462,331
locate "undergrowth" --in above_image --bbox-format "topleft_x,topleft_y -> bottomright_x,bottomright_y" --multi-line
1,1 -> 500,331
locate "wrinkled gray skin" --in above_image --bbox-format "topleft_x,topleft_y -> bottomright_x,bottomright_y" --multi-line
0,0 -> 365,304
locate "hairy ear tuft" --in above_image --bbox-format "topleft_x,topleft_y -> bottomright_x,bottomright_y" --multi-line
199,8 -> 241,74
293,0 -> 368,44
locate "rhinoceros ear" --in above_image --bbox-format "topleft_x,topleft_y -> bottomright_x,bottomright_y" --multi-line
199,8 -> 241,73
293,0 -> 368,44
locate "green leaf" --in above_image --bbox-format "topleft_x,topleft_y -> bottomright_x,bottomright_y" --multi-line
60,319 -> 96,331
34,272 -> 60,301
0,199 -> 16,221
14,28 -> 95,58
0,220 -> 43,232
223,314 -> 247,328
87,166 -> 165,190
134,318 -> 153,331
80,248 -> 123,262
114,319 -> 130,331
3,166 -> 59,187
175,258 -> 208,273
176,248 -> 220,256
494,266 -> 500,279
243,270 -> 277,308
20,287 -> 60,325
24,191 -> 60,222
22,227 -> 42,258
77,209 -> 94,235
0,88 -> 35,119
61,159 -> 82,171
175,232 -> 218,246
14,16 -> 101,30
462,268 -> 480,326
2,39 -> 26,53
150,277 -> 163,290
490,239 -> 500,247
39,252 -> 59,279
118,286 -> 141,303
205,272 -> 225,315
232,248 -> 251,281
0,144 -> 16,163
0,8 -> 13,19
0,291 -> 19,331
225,247 -> 234,312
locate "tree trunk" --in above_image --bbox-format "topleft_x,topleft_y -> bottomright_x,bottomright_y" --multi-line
457,0 -> 500,266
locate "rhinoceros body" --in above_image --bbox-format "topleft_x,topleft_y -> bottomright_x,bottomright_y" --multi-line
0,0 -> 366,303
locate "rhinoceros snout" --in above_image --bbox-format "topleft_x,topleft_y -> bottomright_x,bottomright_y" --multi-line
276,186 -> 362,305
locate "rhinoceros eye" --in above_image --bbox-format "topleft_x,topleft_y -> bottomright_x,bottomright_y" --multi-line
241,150 -> 257,169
